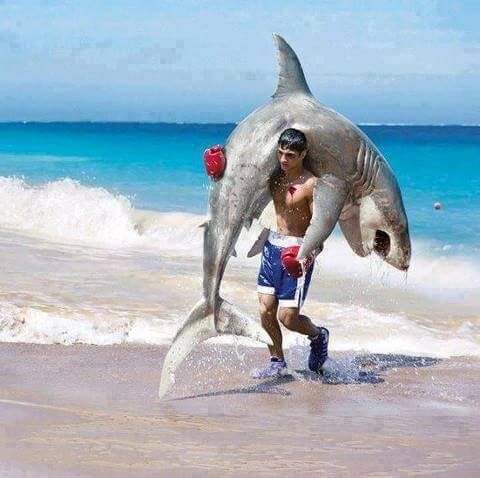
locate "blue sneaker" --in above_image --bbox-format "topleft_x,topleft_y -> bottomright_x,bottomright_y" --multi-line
251,357 -> 288,379
308,327 -> 329,373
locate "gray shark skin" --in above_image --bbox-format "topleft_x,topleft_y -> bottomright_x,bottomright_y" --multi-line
158,34 -> 411,398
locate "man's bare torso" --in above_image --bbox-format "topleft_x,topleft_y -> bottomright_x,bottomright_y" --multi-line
270,169 -> 316,238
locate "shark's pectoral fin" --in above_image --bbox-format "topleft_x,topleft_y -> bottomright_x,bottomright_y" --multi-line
247,227 -> 270,258
339,203 -> 369,257
298,174 -> 349,259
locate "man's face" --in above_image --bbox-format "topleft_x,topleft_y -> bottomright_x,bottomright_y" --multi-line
277,146 -> 306,172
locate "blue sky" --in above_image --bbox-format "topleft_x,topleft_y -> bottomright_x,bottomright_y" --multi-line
1,0 -> 479,123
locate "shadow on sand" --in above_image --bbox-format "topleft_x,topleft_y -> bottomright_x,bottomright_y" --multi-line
318,353 -> 440,385
172,376 -> 296,401
171,353 -> 440,401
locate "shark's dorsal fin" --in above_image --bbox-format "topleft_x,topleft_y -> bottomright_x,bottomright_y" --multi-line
273,33 -> 312,98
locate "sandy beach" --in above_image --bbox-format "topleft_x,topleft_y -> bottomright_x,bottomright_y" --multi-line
1,343 -> 479,477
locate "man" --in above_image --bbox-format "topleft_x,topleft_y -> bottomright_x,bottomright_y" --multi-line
254,128 -> 329,378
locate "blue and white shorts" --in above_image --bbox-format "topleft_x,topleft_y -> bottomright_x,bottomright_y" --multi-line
257,231 -> 314,309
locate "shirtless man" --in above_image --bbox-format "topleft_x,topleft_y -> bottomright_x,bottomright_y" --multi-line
254,128 -> 329,378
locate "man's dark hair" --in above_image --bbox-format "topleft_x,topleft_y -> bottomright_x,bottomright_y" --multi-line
278,128 -> 307,152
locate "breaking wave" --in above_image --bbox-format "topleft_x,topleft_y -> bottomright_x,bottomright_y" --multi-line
0,176 -> 203,252
1,300 -> 479,358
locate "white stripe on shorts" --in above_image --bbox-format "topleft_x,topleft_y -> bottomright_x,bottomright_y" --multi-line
257,285 -> 275,295
267,230 -> 303,248
279,273 -> 306,309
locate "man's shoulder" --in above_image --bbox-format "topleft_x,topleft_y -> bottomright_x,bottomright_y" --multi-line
300,173 -> 317,203
303,172 -> 317,189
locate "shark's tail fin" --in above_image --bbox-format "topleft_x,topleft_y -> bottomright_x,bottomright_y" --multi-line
158,298 -> 216,399
158,297 -> 272,399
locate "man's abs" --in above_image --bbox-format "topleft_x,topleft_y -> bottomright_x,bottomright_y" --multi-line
273,194 -> 312,237
275,210 -> 311,237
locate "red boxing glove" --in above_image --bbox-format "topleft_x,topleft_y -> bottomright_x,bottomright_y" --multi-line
203,145 -> 225,180
281,246 -> 313,278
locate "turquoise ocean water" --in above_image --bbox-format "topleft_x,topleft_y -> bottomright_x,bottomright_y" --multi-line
1,122 -> 478,252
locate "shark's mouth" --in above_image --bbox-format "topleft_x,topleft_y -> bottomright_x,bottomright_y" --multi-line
373,229 -> 391,258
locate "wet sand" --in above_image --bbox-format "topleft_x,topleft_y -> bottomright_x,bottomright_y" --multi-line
1,343 -> 479,477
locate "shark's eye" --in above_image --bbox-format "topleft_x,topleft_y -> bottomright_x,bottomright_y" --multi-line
374,230 -> 390,257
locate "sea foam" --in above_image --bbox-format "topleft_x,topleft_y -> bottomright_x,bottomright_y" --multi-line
1,300 -> 479,358
0,301 -> 177,346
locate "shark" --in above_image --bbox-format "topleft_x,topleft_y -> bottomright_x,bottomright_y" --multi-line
158,34 -> 411,398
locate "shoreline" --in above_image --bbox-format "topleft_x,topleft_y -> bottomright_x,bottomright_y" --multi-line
1,342 -> 479,477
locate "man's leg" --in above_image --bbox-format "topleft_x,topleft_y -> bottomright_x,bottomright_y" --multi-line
252,293 -> 289,379
278,307 -> 329,373
277,308 -> 318,337
258,293 -> 282,360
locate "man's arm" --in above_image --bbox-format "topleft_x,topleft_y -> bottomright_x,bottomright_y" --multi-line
307,176 -> 317,215
305,177 -> 323,257
298,174 -> 349,260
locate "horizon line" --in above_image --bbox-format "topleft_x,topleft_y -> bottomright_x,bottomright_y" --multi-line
0,121 -> 479,127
